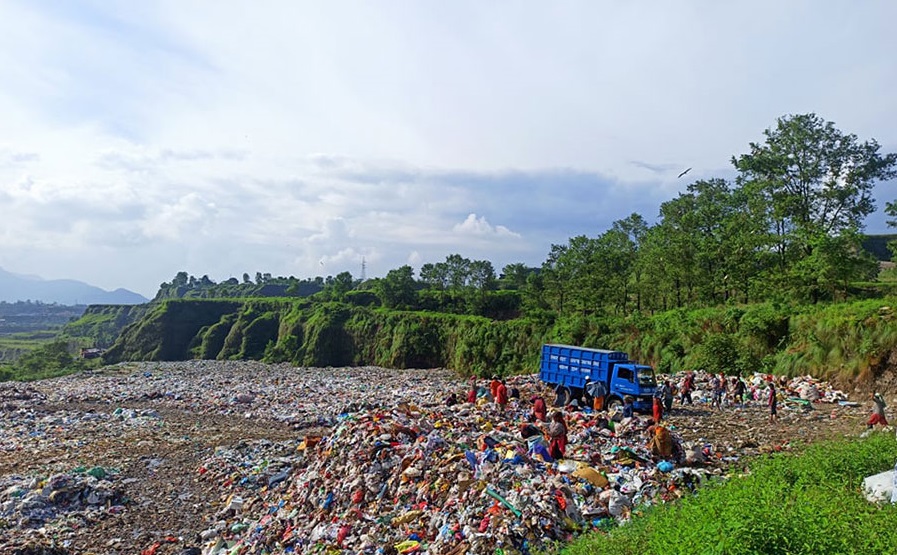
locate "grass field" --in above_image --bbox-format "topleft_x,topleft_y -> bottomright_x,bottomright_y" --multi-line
0,331 -> 57,363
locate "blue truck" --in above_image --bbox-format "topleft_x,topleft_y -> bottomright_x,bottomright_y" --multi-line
538,343 -> 658,412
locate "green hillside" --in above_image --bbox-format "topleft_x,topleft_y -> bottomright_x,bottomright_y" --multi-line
95,296 -> 897,385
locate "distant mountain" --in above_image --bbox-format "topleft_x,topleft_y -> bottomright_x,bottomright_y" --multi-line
0,267 -> 148,305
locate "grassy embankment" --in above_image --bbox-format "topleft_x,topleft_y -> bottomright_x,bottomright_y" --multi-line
561,433 -> 897,555
95,297 -> 897,384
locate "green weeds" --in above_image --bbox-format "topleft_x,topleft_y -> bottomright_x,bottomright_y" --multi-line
563,433 -> 897,555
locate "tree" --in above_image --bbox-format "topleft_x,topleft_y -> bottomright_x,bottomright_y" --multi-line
612,214 -> 648,310
468,260 -> 496,290
540,236 -> 602,315
499,263 -> 535,290
325,271 -> 355,300
419,263 -> 448,289
378,266 -> 417,309
173,271 -> 189,287
444,254 -> 472,289
885,201 -> 897,261
733,113 -> 897,300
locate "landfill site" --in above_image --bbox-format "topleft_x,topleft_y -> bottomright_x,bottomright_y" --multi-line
0,361 -> 875,555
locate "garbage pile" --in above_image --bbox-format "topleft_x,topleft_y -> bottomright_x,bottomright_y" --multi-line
0,467 -> 124,546
42,362 -> 466,429
664,370 -> 849,406
190,379 -> 720,555
0,363 -> 869,554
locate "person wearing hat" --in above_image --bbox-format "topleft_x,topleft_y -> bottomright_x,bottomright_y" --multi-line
868,392 -> 888,429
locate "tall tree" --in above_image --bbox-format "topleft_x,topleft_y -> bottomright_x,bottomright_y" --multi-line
377,266 -> 417,309
733,113 -> 897,300
541,236 -> 602,315
468,260 -> 497,290
612,214 -> 648,311
499,263 -> 535,290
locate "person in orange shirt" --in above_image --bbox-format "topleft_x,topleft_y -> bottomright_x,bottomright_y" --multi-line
489,375 -> 501,401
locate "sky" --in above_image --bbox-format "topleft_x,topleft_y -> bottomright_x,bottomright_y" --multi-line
1,1 -> 896,298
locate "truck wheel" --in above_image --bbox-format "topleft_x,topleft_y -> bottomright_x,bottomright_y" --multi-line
607,397 -> 623,412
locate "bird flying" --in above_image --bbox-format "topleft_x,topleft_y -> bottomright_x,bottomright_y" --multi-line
677,167 -> 692,179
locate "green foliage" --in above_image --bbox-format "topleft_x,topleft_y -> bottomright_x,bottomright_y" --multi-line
375,265 -> 417,309
154,270 -> 325,300
693,333 -> 742,375
196,314 -> 237,359
563,433 -> 897,555
63,304 -> 149,348
0,333 -> 54,363
98,290 -> 897,385
0,340 -> 86,381
103,299 -> 244,362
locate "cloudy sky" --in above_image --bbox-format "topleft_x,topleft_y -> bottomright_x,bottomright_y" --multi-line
1,1 -> 896,298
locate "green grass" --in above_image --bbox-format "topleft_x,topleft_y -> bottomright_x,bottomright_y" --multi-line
561,433 -> 897,555
0,331 -> 58,363
0,339 -> 95,382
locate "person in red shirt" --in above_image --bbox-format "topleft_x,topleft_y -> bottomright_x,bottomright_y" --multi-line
489,376 -> 501,401
495,380 -> 509,410
548,411 -> 568,460
531,395 -> 547,422
467,377 -> 477,404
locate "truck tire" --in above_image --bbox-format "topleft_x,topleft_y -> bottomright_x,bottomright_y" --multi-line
607,397 -> 623,412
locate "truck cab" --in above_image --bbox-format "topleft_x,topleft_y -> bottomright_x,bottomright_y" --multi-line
608,363 -> 657,412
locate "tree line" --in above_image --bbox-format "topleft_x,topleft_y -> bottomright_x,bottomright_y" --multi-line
157,114 -> 897,319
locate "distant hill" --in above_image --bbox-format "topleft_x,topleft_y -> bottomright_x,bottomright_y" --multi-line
863,234 -> 897,261
0,267 -> 148,305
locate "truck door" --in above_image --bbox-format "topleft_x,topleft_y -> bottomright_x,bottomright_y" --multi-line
611,365 -> 639,398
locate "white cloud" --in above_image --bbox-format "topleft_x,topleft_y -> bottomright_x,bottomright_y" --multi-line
140,193 -> 217,240
453,213 -> 521,238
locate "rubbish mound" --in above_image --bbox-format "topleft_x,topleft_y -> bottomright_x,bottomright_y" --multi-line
0,362 -> 872,554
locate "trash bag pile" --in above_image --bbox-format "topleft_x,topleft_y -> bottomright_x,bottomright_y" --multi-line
0,468 -> 124,542
191,378 -> 719,555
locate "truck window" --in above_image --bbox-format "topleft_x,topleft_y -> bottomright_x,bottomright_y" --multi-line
637,368 -> 657,387
616,368 -> 634,382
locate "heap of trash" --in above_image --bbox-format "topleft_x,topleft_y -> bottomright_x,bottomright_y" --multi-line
0,467 -> 124,533
189,375 -> 720,555
0,362 -> 870,555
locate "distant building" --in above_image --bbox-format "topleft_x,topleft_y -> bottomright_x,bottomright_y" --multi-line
80,348 -> 104,359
